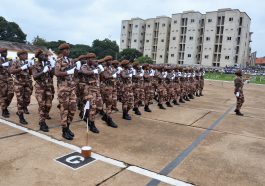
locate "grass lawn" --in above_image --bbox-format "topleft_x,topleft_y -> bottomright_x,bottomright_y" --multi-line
205,72 -> 265,85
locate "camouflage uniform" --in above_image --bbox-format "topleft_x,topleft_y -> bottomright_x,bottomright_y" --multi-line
0,56 -> 14,117
199,69 -> 205,96
173,68 -> 181,105
32,59 -> 53,131
165,68 -> 175,107
55,56 -> 76,127
234,75 -> 244,114
154,67 -> 167,109
120,61 -> 134,120
132,64 -> 145,115
10,59 -> 33,114
143,66 -> 154,112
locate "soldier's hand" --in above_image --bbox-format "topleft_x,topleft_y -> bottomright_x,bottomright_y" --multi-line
21,64 -> 28,70
2,62 -> 9,67
93,69 -> 99,74
66,67 -> 76,75
76,61 -> 81,71
43,66 -> 49,73
235,92 -> 240,97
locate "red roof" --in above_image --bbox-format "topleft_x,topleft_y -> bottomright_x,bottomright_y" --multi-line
256,57 -> 265,65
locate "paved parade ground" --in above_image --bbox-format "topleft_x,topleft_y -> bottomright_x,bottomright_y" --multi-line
0,80 -> 265,186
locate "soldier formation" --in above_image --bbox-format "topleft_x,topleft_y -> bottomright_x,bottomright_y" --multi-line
0,43 -> 206,141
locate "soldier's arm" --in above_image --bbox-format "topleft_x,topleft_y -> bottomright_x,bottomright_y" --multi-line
32,65 -> 44,80
80,65 -> 94,75
234,78 -> 242,92
9,61 -> 22,74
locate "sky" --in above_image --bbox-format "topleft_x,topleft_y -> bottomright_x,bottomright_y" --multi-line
0,0 -> 264,56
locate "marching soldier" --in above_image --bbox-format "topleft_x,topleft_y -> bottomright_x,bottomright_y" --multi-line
111,60 -> 121,111
0,48 -> 14,118
188,68 -> 195,99
234,70 -> 244,116
195,69 -> 201,97
165,66 -> 175,107
199,68 -> 205,96
100,55 -> 118,128
120,60 -> 134,120
32,49 -> 54,132
54,43 -> 76,140
142,64 -> 153,112
154,65 -> 167,109
172,66 -> 181,105
132,61 -> 145,115
10,50 -> 33,124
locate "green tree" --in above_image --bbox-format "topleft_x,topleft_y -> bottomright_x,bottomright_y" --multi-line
32,35 -> 47,46
92,39 -> 119,59
136,56 -> 154,64
0,16 -> 27,43
118,48 -> 142,62
69,44 -> 92,59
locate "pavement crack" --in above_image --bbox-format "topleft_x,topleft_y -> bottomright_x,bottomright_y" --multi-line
0,132 -> 27,140
189,111 -> 211,126
96,167 -> 127,186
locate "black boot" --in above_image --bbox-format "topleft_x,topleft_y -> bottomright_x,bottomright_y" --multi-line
46,115 -> 52,120
123,110 -> 131,120
98,109 -> 105,116
144,105 -> 152,112
158,103 -> 166,109
106,116 -> 118,128
39,122 -> 49,132
200,92 -> 204,96
62,127 -> 73,140
24,107 -> 30,114
101,113 -> 108,122
172,100 -> 179,105
184,96 -> 190,101
235,109 -> 244,116
2,109 -> 9,118
16,112 -> 28,125
5,108 -> 10,115
133,107 -> 142,115
196,92 -> 200,97
79,110 -> 83,119
88,121 -> 99,133
189,94 -> 194,99
166,102 -> 173,107
179,98 -> 185,103
67,123 -> 75,137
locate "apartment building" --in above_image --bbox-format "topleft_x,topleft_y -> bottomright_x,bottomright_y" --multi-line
120,8 -> 252,67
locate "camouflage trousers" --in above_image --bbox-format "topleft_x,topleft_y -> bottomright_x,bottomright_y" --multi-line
199,79 -> 204,93
57,82 -> 76,127
144,82 -> 154,105
121,84 -> 134,111
236,93 -> 244,110
14,81 -> 32,114
76,81 -> 82,110
166,83 -> 175,102
173,82 -> 181,101
83,85 -> 103,122
156,85 -> 167,104
133,83 -> 145,108
112,85 -> 118,109
35,84 -> 53,122
101,84 -> 114,115
0,78 -> 14,110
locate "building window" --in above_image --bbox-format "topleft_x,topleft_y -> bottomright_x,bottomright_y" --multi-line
162,23 -> 166,27
147,25 -> 150,28
146,40 -> 149,43
134,39 -> 137,42
123,26 -> 125,29
206,37 -> 210,41
161,39 -> 164,42
188,54 -> 191,57
122,40 -> 124,43
140,40 -> 142,43
172,37 -> 176,40
174,20 -> 177,24
141,33 -> 144,35
135,25 -> 138,28
205,55 -> 209,59
190,37 -> 193,40
171,54 -> 174,57
229,17 -> 233,21
160,55 -> 163,58
225,56 -> 230,60
142,25 -> 145,28
191,19 -> 195,23
227,37 -> 232,41
208,19 -> 212,23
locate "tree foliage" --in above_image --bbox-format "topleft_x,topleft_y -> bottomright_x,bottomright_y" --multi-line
0,16 -> 27,43
136,56 -> 154,64
91,39 -> 119,59
118,48 -> 143,62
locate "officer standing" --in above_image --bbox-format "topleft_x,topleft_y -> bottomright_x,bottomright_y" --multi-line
234,70 -> 244,116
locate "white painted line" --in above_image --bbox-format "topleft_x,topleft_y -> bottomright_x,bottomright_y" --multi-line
127,166 -> 192,186
0,118 -> 192,186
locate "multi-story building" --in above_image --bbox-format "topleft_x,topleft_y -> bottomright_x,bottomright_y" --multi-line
120,8 -> 252,67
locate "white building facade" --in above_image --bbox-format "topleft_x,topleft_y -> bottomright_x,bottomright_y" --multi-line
120,9 -> 252,67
